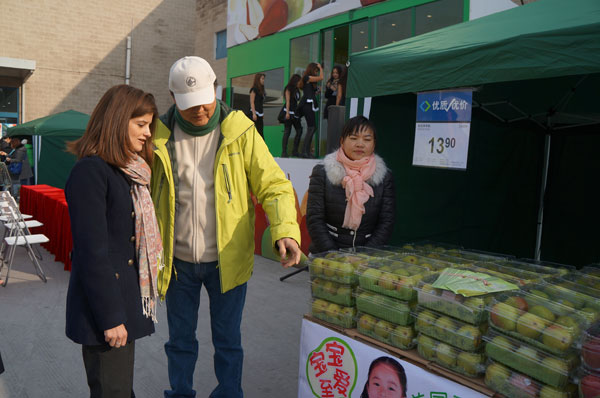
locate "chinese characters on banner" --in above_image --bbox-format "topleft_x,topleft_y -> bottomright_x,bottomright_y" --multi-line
299,319 -> 488,398
412,89 -> 473,170
307,338 -> 357,398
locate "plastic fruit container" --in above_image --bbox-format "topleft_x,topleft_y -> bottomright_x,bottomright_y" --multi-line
442,249 -> 509,263
308,251 -> 367,285
355,287 -> 414,326
488,290 -> 587,356
582,321 -> 600,371
561,271 -> 600,295
389,241 -> 463,254
416,333 -> 485,377
311,278 -> 355,307
485,359 -> 577,398
413,306 -> 486,351
484,329 -> 578,389
581,264 -> 600,278
487,258 -> 565,280
415,273 -> 494,325
579,366 -> 600,398
525,278 -> 600,321
356,312 -> 416,350
386,251 -> 469,272
356,257 -> 433,301
340,246 -> 397,259
518,258 -> 575,276
468,261 -> 549,285
310,298 -> 356,329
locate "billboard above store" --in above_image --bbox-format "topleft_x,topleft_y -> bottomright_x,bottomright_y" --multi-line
227,0 -> 389,48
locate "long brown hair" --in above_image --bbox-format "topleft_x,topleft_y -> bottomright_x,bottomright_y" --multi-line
298,63 -> 319,89
252,73 -> 265,96
68,85 -> 158,167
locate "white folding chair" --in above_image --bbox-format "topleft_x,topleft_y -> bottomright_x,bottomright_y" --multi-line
0,191 -> 44,260
0,196 -> 49,286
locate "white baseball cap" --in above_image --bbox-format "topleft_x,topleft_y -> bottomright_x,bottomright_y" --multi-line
169,56 -> 216,110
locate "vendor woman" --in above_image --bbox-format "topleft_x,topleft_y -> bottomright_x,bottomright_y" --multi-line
306,116 -> 395,253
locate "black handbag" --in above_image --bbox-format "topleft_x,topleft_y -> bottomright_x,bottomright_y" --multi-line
277,106 -> 286,123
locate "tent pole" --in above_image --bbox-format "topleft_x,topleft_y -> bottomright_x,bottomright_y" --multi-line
535,134 -> 551,261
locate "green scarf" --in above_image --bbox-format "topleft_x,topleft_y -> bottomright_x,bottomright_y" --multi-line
174,102 -> 221,136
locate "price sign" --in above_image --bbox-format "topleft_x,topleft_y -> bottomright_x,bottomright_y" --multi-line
413,122 -> 470,169
413,89 -> 472,170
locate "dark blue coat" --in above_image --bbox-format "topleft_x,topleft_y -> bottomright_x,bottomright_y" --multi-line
65,156 -> 154,346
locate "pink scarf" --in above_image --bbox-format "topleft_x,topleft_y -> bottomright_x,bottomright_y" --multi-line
336,147 -> 377,231
121,156 -> 163,322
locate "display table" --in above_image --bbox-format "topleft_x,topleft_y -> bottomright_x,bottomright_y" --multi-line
19,185 -> 72,271
299,315 -> 497,398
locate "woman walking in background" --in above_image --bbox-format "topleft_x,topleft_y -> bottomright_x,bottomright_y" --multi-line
2,137 -> 33,201
65,84 -> 161,398
307,116 -> 395,253
281,74 -> 303,157
249,73 -> 266,138
298,62 -> 323,158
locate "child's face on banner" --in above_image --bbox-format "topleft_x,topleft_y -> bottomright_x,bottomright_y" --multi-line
367,363 -> 404,398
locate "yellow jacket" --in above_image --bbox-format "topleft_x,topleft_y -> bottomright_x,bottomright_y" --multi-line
151,103 -> 300,298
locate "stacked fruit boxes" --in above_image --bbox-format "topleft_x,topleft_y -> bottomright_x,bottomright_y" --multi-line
309,250 -> 368,328
354,255 -> 437,350
414,273 -> 494,378
485,288 -> 587,397
580,322 -> 600,398
414,306 -> 487,377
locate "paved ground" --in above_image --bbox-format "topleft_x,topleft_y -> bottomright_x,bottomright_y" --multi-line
0,247 -> 310,397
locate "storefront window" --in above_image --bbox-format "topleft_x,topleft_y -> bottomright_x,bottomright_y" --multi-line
231,67 -> 284,126
351,21 -> 370,53
0,87 -> 18,114
373,9 -> 412,47
290,33 -> 319,77
415,0 -> 463,36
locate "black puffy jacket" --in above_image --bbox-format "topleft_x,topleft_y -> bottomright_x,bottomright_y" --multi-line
307,153 -> 395,253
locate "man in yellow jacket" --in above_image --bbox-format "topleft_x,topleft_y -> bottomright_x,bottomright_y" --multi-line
151,56 -> 301,398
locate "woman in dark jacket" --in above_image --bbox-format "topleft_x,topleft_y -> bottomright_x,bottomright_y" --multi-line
298,62 -> 323,158
307,116 -> 395,253
3,137 -> 33,200
65,84 -> 161,398
281,74 -> 303,157
249,73 -> 265,138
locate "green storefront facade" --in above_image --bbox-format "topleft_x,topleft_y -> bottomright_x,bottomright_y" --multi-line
225,0 -> 469,156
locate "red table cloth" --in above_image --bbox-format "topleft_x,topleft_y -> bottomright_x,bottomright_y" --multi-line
19,185 -> 72,271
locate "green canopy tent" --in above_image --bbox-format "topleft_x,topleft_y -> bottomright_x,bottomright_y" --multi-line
7,110 -> 89,189
346,0 -> 600,265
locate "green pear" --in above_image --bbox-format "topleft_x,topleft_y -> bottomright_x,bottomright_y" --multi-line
378,273 -> 399,290
555,315 -> 581,337
436,343 -> 458,367
325,303 -> 342,319
401,255 -> 418,264
340,306 -> 356,320
417,334 -> 436,359
434,316 -> 457,334
457,325 -> 482,348
540,356 -> 569,375
516,312 -> 548,339
542,325 -> 573,351
490,302 -> 520,331
374,320 -> 393,340
485,362 -> 511,389
515,345 -> 539,362
457,351 -> 483,376
311,299 -> 329,315
358,313 -> 376,332
579,307 -> 600,324
361,268 -> 382,281
416,310 -> 437,330
529,305 -> 556,322
390,325 -> 414,348
336,261 -> 354,278
336,285 -> 352,298
539,385 -> 570,398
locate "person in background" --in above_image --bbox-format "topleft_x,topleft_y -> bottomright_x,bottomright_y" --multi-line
249,72 -> 265,138
65,84 -> 160,398
307,116 -> 395,253
298,62 -> 323,158
3,137 -> 33,201
324,65 -> 343,119
281,74 -> 303,157
152,56 -> 301,398
361,356 -> 407,398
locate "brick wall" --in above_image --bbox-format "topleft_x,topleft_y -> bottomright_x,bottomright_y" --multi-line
1,0 -> 196,120
194,0 -> 228,92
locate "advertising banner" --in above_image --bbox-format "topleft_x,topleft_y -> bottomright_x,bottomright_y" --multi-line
298,319 -> 487,398
412,89 -> 472,170
227,0 -> 389,47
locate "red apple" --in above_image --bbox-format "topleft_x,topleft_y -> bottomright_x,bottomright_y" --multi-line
583,338 -> 600,370
580,374 -> 600,398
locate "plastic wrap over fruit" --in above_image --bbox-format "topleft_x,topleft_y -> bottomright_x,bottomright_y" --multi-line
354,287 -> 414,326
416,333 -> 486,378
413,306 -> 485,352
310,297 -> 356,329
357,312 -> 416,350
